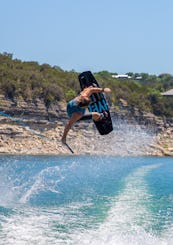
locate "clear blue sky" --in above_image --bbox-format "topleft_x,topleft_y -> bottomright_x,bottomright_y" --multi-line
1,0 -> 173,75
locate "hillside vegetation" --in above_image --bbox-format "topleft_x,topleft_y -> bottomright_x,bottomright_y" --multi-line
0,52 -> 173,118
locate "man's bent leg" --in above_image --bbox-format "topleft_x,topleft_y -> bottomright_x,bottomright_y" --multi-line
79,112 -> 108,122
79,114 -> 92,121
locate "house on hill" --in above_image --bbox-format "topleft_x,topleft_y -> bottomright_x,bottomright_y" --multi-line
112,74 -> 131,79
161,89 -> 173,96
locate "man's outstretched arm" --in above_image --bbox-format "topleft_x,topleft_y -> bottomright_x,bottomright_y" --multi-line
87,87 -> 111,96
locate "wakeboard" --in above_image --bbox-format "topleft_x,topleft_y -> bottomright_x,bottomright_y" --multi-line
78,71 -> 113,135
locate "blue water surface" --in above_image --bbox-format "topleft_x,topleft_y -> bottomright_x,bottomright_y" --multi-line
0,155 -> 173,245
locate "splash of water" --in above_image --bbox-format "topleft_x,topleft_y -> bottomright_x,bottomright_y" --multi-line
19,166 -> 64,204
73,118 -> 157,156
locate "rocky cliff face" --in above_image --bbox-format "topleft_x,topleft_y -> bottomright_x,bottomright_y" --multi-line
0,94 -> 67,121
0,95 -> 172,156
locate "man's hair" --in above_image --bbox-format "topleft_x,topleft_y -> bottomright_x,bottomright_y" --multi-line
78,97 -> 91,107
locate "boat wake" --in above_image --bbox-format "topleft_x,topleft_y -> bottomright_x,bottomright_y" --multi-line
69,164 -> 173,245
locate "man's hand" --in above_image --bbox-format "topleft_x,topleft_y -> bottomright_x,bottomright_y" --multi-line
104,88 -> 111,93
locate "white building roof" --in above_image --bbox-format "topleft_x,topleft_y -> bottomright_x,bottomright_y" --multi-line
112,74 -> 131,79
161,89 -> 173,96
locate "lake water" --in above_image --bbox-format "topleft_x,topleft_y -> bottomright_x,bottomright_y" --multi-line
0,155 -> 173,245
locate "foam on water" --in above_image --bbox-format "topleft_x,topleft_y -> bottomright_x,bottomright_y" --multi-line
0,205 -> 84,245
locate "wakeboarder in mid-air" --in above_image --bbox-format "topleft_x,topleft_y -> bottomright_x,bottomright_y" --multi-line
61,86 -> 111,145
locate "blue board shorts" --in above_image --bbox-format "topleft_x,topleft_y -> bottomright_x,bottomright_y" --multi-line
67,99 -> 85,118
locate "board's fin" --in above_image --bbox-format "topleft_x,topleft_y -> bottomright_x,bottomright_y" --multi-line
64,143 -> 74,154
